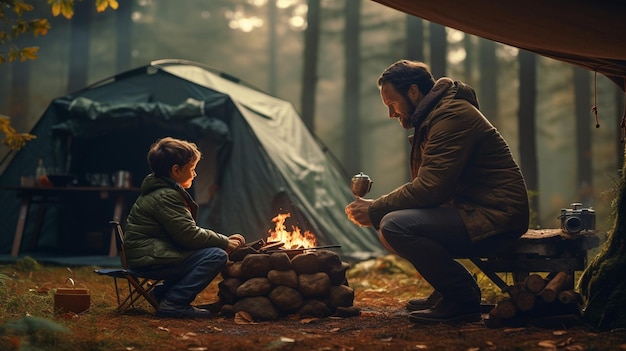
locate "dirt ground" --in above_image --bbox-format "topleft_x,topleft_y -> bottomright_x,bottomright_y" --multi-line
2,257 -> 626,351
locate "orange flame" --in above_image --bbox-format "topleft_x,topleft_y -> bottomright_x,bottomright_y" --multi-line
267,213 -> 317,249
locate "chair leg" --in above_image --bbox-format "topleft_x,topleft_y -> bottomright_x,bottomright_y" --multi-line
116,277 -> 161,313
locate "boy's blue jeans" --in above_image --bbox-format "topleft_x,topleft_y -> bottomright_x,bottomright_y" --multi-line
132,247 -> 228,306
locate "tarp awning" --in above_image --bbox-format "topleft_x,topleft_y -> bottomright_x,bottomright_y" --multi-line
372,0 -> 626,91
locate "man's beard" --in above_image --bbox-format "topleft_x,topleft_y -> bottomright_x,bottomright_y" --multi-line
399,93 -> 417,129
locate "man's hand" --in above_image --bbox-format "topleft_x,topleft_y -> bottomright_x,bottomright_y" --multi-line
227,234 -> 245,253
345,197 -> 374,227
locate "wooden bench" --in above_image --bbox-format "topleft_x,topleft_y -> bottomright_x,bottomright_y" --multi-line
466,229 -> 600,292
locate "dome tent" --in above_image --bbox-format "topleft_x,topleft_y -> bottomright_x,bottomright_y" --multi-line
0,59 -> 383,261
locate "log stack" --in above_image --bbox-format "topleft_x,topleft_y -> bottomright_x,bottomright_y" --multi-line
217,248 -> 360,321
486,272 -> 583,328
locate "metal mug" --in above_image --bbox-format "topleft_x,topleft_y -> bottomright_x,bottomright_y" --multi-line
351,172 -> 373,197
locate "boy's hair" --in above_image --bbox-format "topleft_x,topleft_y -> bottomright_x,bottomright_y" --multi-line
377,60 -> 436,96
147,137 -> 202,177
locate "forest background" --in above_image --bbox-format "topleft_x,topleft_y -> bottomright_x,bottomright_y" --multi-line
0,0 -> 624,238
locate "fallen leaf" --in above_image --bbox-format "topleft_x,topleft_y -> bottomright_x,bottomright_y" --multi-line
553,330 -> 568,336
380,337 -> 392,342
263,337 -> 295,350
538,340 -> 556,349
157,326 -> 169,332
503,327 -> 527,333
565,344 -> 586,351
187,345 -> 208,351
329,327 -> 340,332
414,345 -> 427,349
300,318 -> 320,324
467,348 -> 480,351
234,311 -> 255,324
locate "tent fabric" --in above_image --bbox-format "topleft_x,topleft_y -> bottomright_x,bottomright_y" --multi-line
0,59 -> 384,260
372,0 -> 626,92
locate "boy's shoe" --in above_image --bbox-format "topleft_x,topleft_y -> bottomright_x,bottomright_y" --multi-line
156,300 -> 212,319
405,290 -> 442,311
408,299 -> 481,324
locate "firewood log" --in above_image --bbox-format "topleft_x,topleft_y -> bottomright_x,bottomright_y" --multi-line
508,282 -> 535,312
513,289 -> 536,311
558,290 -> 581,305
524,273 -> 546,294
490,298 -> 517,319
539,271 -> 570,302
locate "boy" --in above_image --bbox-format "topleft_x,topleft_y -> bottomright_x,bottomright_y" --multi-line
124,137 -> 245,318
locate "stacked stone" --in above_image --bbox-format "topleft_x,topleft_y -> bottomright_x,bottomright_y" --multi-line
218,250 -> 359,321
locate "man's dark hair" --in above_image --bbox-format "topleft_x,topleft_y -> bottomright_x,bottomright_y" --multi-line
147,137 -> 201,177
377,60 -> 436,96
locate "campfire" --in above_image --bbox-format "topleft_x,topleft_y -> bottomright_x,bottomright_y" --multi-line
217,213 -> 358,321
267,213 -> 317,249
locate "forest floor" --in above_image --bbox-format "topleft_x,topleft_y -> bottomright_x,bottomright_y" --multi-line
1,255 -> 625,351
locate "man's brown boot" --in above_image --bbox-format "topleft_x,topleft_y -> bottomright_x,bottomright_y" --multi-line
405,290 -> 442,311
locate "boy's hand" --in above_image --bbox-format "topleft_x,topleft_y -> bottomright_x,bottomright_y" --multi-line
226,234 -> 245,253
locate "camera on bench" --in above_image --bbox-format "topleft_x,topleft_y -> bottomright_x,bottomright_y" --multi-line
558,202 -> 595,235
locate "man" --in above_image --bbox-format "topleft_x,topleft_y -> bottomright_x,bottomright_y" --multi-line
345,60 -> 529,324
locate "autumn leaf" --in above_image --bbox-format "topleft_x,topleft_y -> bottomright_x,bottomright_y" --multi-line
50,2 -> 61,17
31,19 -> 51,36
60,2 -> 74,19
48,0 -> 74,19
96,0 -> 119,12
19,47 -> 39,61
234,311 -> 255,324
12,1 -> 34,16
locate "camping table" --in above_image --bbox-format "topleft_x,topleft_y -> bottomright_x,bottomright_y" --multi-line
1,186 -> 140,258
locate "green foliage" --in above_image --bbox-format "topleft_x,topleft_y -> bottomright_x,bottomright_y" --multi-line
0,316 -> 70,351
15,257 -> 41,272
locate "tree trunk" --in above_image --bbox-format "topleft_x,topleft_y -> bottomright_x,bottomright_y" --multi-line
267,0 -> 277,95
115,0 -> 133,73
518,50 -> 539,226
405,15 -> 423,61
616,89 -> 625,171
574,67 -> 593,207
342,0 -> 361,176
67,0 -> 92,93
428,22 -> 446,78
579,148 -> 626,329
478,39 -> 497,126
300,0 -> 321,131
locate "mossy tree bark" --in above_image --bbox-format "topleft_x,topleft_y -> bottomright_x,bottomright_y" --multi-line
579,148 -> 626,330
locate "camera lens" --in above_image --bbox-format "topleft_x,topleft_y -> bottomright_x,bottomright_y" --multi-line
564,216 -> 583,234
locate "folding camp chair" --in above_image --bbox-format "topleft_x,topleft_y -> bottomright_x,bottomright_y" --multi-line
94,221 -> 162,313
